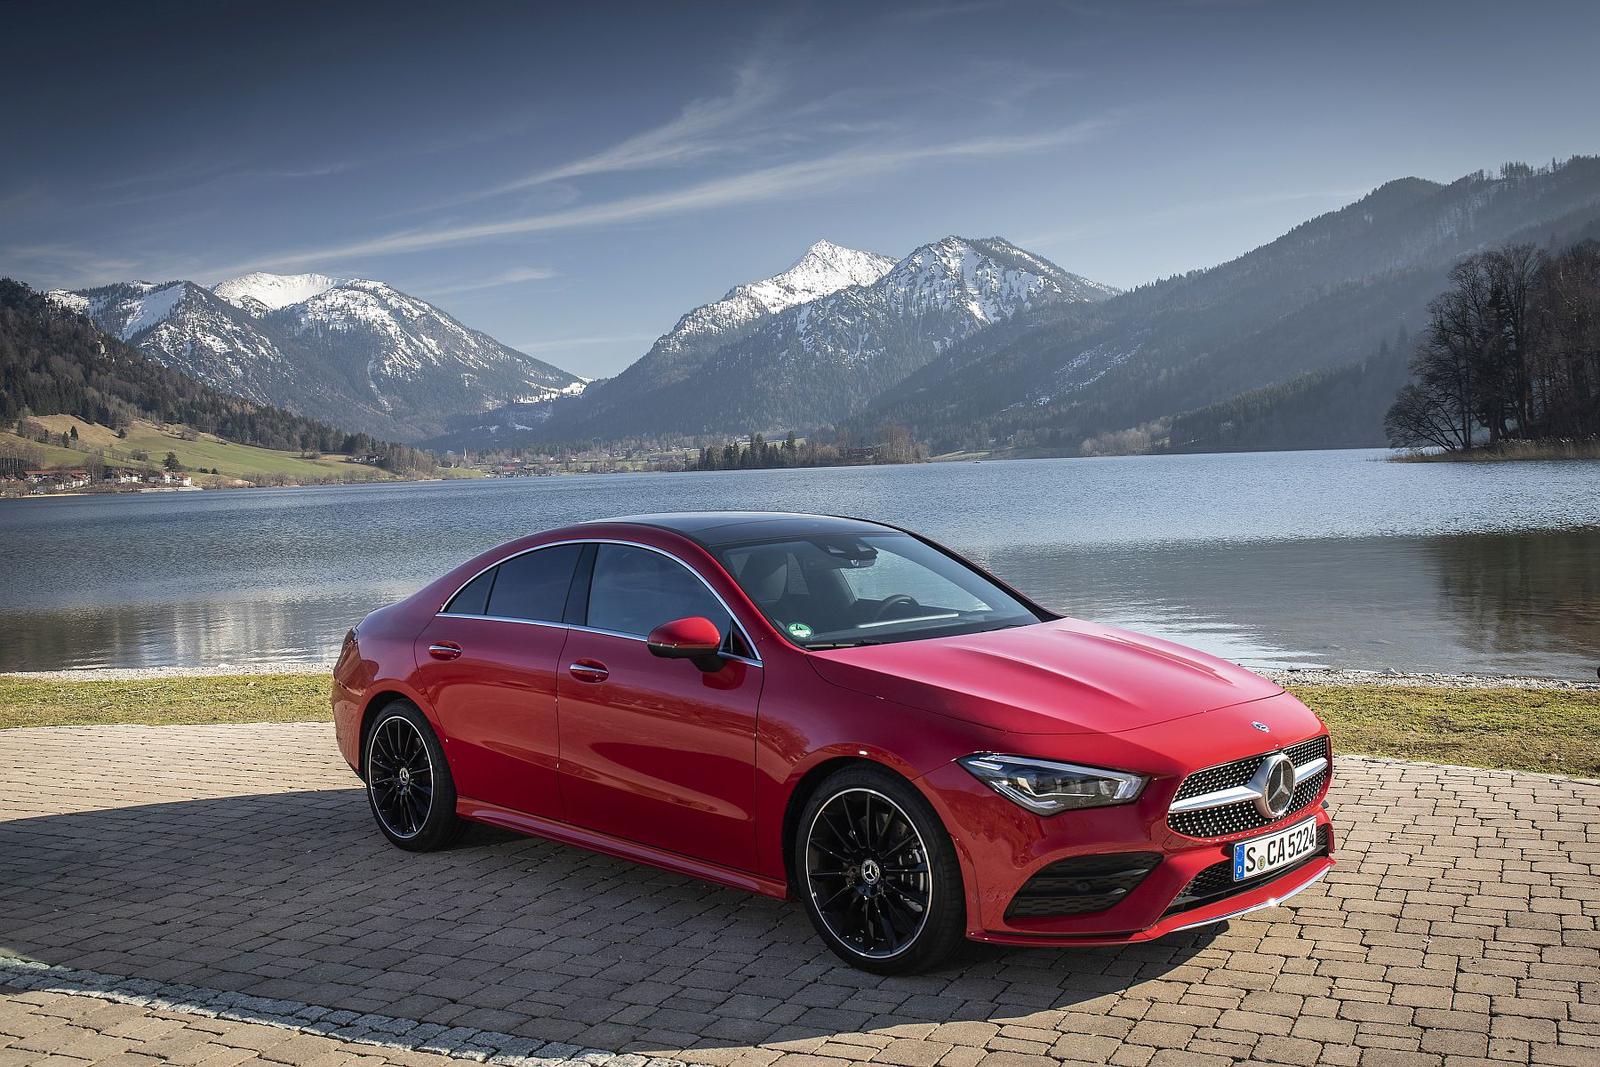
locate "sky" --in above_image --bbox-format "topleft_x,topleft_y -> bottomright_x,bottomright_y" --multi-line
3,0 -> 1598,379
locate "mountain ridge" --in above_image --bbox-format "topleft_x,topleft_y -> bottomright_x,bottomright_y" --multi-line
49,272 -> 584,441
849,158 -> 1600,453
507,234 -> 1117,446
1,278 -> 427,472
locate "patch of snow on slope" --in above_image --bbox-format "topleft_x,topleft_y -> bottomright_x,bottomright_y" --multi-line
213,272 -> 343,312
46,290 -> 90,315
119,283 -> 186,339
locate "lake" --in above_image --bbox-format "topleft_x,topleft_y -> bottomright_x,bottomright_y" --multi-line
1,449 -> 1597,677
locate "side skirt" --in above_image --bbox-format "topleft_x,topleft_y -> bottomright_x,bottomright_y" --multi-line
456,796 -> 790,901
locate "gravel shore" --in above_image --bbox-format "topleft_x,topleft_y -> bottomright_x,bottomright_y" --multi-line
1262,667 -> 1599,691
3,660 -> 1596,690
1,661 -> 335,682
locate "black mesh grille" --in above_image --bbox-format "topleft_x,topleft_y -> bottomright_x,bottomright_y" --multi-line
1006,852 -> 1161,919
1166,825 -> 1331,915
1168,736 -> 1330,839
1285,735 -> 1331,766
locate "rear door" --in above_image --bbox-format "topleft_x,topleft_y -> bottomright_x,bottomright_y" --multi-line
557,543 -> 763,873
414,543 -> 583,818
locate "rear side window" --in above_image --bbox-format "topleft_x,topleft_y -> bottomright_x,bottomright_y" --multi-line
486,545 -> 582,623
586,544 -> 727,638
443,568 -> 495,615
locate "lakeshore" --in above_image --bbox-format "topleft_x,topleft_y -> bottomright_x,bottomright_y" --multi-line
1390,438 -> 1600,463
11,429 -> 1600,498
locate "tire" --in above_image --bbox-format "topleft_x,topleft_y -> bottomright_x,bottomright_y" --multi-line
794,764 -> 966,974
363,699 -> 462,852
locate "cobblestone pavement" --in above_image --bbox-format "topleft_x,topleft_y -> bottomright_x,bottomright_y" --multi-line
0,985 -> 474,1067
1,722 -> 1597,1066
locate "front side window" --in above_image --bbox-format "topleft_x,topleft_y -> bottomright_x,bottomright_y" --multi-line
717,532 -> 1041,648
484,544 -> 581,623
586,544 -> 729,639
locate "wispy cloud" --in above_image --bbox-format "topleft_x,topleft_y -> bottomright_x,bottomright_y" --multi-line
519,62 -> 777,188
424,265 -> 558,297
885,0 -> 1012,24
229,121 -> 1111,274
426,60 -> 784,215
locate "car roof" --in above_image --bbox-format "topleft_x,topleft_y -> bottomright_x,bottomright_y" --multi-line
586,511 -> 894,549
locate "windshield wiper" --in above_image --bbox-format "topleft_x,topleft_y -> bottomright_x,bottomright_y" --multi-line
805,639 -> 884,650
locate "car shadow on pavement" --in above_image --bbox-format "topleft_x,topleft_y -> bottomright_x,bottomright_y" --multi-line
0,788 -> 1232,1054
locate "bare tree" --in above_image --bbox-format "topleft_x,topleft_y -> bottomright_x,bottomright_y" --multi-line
1389,239 -> 1600,451
1480,244 -> 1543,438
1531,242 -> 1600,437
1385,381 -> 1472,451
1388,262 -> 1489,451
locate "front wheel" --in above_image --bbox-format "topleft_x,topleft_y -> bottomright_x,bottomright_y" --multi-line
363,700 -> 461,851
795,765 -> 966,974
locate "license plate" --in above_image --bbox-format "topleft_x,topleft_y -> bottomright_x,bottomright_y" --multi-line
1233,817 -> 1318,881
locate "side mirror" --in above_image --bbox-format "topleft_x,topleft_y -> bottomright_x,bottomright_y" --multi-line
646,616 -> 725,670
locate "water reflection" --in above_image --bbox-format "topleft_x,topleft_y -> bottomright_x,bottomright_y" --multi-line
985,531 -> 1600,677
0,594 -> 383,671
1,451 -> 1597,676
1427,529 -> 1600,670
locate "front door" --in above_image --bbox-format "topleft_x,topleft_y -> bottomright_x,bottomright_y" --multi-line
414,543 -> 583,818
557,543 -> 763,873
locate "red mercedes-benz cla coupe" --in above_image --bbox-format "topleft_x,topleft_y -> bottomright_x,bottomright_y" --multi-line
333,512 -> 1334,972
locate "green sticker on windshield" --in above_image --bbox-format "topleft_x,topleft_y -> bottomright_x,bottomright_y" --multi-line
787,621 -> 814,640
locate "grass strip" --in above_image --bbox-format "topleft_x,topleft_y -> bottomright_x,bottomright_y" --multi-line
1,674 -> 1595,778
0,673 -> 329,729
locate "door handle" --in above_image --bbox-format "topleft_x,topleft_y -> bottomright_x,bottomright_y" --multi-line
568,660 -> 609,682
428,642 -> 462,660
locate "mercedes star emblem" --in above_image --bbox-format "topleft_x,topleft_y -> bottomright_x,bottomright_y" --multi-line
1250,753 -> 1297,819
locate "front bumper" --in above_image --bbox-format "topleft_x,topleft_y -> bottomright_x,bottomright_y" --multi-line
917,730 -> 1336,946
972,839 -> 1333,947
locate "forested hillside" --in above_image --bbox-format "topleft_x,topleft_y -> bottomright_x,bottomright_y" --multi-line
852,158 -> 1600,455
0,279 -> 432,471
1163,342 -> 1413,454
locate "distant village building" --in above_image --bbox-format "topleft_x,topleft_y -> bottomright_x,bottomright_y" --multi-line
15,466 -> 193,493
23,469 -> 90,492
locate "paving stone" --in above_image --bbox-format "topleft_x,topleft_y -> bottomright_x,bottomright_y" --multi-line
1,724 -> 1598,1066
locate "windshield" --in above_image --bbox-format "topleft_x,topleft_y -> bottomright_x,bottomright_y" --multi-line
716,532 -> 1043,648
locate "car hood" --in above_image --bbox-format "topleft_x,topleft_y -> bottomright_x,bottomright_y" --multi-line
806,618 -> 1283,735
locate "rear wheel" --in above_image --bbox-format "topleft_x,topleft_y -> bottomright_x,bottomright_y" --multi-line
364,700 -> 461,851
795,765 -> 966,974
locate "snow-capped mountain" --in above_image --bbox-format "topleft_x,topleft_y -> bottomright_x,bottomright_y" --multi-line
49,280 -> 299,405
535,235 -> 1115,441
526,239 -> 897,443
658,239 -> 897,358
49,273 -> 585,441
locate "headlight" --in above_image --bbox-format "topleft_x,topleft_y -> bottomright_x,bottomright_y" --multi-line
958,754 -> 1146,815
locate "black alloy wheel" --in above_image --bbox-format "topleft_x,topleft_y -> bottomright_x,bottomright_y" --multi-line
797,766 -> 965,973
364,699 -> 461,851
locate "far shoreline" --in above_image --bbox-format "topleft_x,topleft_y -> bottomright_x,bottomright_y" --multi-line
7,440 -> 1598,502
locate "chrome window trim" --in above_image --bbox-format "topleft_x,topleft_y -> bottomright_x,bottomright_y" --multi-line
435,537 -> 762,667
1168,754 -> 1329,814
